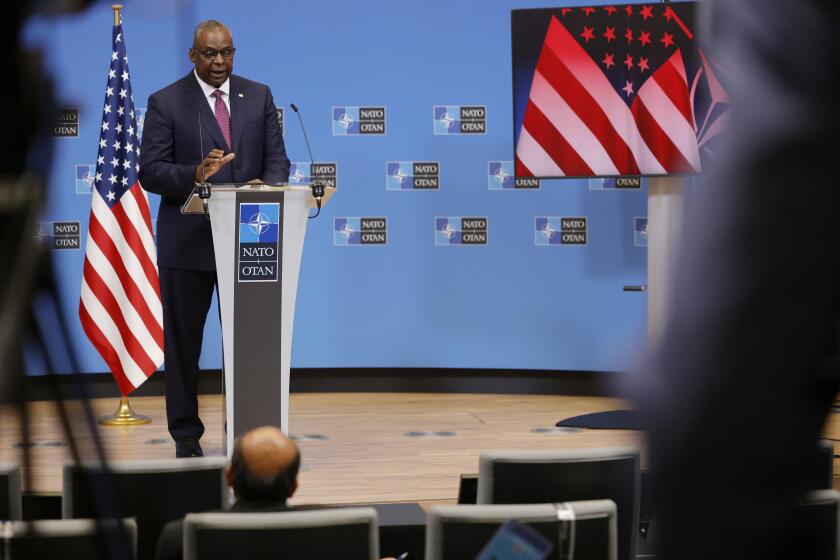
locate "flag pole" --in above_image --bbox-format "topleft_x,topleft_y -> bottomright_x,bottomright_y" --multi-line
98,3 -> 152,428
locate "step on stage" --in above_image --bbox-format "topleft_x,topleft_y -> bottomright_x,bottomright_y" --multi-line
0,393 -> 643,505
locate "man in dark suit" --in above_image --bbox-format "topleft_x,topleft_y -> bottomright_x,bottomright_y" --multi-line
154,426 -> 301,560
634,1 -> 840,559
139,20 -> 290,457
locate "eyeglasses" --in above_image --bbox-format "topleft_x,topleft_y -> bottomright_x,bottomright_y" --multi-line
195,47 -> 235,61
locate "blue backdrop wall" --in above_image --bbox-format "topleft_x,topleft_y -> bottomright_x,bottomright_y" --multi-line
23,0 -> 654,375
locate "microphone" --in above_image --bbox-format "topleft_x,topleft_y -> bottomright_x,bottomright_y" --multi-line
197,109 -> 211,218
290,103 -> 324,218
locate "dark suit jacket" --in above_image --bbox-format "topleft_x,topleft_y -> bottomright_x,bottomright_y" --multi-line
138,72 -> 290,271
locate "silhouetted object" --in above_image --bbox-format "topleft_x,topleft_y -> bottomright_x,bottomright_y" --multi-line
0,462 -> 22,520
4,518 -> 137,560
63,458 -> 228,560
634,2 -> 840,559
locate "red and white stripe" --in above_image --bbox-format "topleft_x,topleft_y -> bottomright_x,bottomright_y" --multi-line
79,183 -> 163,395
516,15 -> 700,177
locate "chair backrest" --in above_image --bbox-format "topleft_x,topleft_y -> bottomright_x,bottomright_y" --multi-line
425,503 -> 568,560
562,499 -> 618,560
4,518 -> 137,560
477,447 -> 639,560
0,462 -> 22,520
795,489 -> 840,559
62,458 -> 228,560
805,439 -> 835,490
183,507 -> 379,560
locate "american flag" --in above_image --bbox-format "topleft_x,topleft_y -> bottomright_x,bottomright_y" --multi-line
515,3 -> 730,177
79,21 -> 163,395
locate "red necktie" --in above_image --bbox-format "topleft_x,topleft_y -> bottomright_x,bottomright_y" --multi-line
212,90 -> 232,150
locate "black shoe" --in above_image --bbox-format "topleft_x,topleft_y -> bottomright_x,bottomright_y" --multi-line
175,437 -> 203,458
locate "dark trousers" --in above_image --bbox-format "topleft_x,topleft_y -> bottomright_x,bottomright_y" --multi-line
159,266 -> 217,441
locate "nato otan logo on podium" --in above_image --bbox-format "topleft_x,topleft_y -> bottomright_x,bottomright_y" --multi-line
534,217 -> 587,246
433,105 -> 486,135
333,217 -> 388,246
238,203 -> 280,282
386,161 -> 440,191
289,162 -> 338,188
75,164 -> 95,194
435,217 -> 488,245
332,106 -> 386,135
487,161 -> 540,190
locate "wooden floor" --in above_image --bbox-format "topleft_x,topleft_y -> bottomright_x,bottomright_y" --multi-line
0,393 -> 642,506
3,393 -> 839,507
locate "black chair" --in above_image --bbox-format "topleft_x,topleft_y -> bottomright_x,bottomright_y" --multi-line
4,518 -> 137,559
183,507 -> 379,560
794,489 -> 840,559
477,447 -> 639,560
1,461 -> 22,520
62,457 -> 228,560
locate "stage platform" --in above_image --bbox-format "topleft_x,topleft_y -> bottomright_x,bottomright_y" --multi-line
1,393 -> 643,506
3,392 -> 839,508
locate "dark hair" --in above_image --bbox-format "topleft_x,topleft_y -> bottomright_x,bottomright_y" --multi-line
230,437 -> 300,503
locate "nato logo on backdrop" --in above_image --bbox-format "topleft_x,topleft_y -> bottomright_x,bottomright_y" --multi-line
332,106 -> 387,135
75,164 -> 95,195
276,107 -> 284,137
386,161 -> 440,190
535,217 -> 587,246
53,108 -> 79,137
289,162 -> 338,188
433,105 -> 487,135
588,177 -> 642,190
634,217 -> 648,247
36,221 -> 81,250
488,161 -> 540,190
435,217 -> 488,245
238,203 -> 280,282
333,217 -> 388,245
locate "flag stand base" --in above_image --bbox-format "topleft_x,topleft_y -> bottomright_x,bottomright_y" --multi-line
98,396 -> 151,426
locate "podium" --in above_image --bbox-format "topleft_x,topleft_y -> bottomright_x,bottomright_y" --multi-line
182,184 -> 334,455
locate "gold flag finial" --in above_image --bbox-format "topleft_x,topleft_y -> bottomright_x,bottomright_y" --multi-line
112,4 -> 123,26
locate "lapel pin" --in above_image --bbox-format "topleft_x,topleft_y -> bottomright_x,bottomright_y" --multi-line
238,92 -> 244,98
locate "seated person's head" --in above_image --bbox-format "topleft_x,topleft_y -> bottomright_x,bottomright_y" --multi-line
226,426 -> 301,503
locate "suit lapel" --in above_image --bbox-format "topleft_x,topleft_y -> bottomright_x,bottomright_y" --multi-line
229,76 -> 247,155
180,72 -> 228,153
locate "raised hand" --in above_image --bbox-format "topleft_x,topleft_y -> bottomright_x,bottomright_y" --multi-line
195,148 -> 235,182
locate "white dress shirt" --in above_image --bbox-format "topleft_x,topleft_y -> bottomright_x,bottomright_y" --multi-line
194,69 -> 231,116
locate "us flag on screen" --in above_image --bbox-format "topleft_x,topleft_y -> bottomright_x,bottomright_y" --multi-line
79,20 -> 163,395
515,4 -> 730,177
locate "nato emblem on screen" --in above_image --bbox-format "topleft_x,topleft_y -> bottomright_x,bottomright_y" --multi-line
386,161 -> 439,190
333,106 -> 386,135
534,217 -> 563,246
333,217 -> 387,246
588,177 -> 642,190
634,216 -> 648,247
75,164 -> 96,195
276,107 -> 284,137
488,161 -> 540,190
238,203 -> 280,282
435,217 -> 488,245
433,105 -> 486,135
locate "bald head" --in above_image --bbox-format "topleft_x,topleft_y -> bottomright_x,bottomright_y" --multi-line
228,427 -> 300,503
